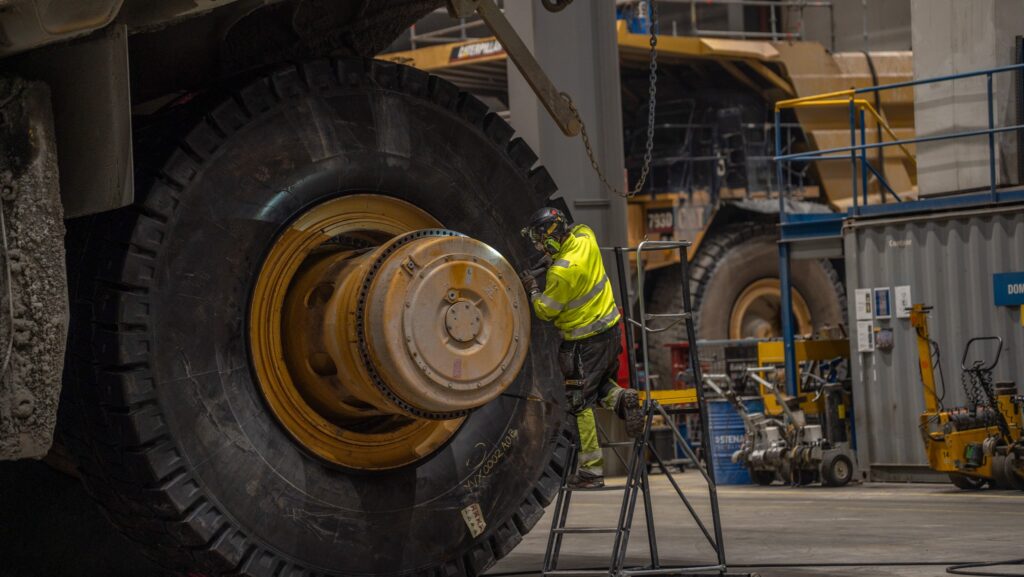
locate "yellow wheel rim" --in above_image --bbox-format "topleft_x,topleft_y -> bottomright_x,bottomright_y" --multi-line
249,195 -> 458,471
249,194 -> 529,470
728,278 -> 813,340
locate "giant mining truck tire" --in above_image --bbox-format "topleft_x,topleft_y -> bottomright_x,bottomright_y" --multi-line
645,223 -> 846,382
63,58 -> 571,577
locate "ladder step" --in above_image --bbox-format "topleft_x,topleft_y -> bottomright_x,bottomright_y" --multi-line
600,441 -> 636,447
552,527 -> 622,534
620,564 -> 726,575
566,484 -> 627,492
645,312 -> 691,319
543,570 -> 611,576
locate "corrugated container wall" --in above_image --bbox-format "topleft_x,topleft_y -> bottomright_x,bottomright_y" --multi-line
843,207 -> 1024,482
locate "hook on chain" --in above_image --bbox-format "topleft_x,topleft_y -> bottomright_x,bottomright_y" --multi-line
540,0 -> 574,13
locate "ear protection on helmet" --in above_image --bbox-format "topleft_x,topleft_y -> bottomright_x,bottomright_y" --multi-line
522,207 -> 569,255
543,236 -> 562,255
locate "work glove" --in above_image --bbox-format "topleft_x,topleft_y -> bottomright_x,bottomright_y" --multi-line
532,253 -> 553,271
520,271 -> 539,296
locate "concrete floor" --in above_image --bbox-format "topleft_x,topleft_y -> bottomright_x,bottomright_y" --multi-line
488,473 -> 1024,577
3,460 -> 1022,576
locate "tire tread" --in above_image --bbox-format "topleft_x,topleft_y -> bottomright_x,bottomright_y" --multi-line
65,57 -> 568,577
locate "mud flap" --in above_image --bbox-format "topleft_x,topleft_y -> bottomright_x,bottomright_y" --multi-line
0,78 -> 68,460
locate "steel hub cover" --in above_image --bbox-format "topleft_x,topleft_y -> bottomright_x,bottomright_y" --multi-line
363,230 -> 530,415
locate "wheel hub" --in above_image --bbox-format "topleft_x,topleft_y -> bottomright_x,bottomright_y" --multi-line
250,195 -> 530,470
729,278 -> 813,339
446,301 -> 482,343
356,229 -> 529,417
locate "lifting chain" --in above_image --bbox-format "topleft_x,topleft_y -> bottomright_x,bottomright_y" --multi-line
961,367 -> 989,413
962,364 -> 1014,441
562,0 -> 659,198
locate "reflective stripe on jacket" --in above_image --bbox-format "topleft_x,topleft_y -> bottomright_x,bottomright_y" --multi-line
531,224 -> 620,340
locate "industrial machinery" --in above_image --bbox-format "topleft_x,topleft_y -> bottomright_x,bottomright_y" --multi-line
911,305 -> 1024,490
382,5 -> 916,380
755,339 -> 851,420
0,1 -> 605,575
705,362 -> 856,487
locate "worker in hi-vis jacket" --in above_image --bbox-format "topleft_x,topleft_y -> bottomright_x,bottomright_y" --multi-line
520,207 -> 643,489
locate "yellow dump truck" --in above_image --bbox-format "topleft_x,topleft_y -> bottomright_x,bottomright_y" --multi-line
383,17 -> 915,380
0,2 -> 573,575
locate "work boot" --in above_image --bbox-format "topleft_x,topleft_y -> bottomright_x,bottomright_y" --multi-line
567,471 -> 605,490
615,388 -> 644,438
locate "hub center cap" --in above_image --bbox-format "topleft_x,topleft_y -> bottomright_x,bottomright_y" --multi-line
249,195 -> 532,470
445,301 -> 482,343
363,230 -> 529,415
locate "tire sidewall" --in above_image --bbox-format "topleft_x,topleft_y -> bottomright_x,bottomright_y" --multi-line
123,74 -> 564,574
695,233 -> 844,339
645,225 -> 846,381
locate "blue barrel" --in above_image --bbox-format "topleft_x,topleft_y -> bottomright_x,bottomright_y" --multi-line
707,397 -> 763,485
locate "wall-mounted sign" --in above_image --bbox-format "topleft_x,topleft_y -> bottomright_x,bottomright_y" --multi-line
894,285 -> 912,319
875,328 -> 894,351
855,288 -> 873,320
873,287 -> 892,319
993,272 -> 1024,306
857,321 -> 874,352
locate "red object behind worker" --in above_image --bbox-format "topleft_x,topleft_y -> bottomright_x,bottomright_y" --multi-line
667,342 -> 692,389
616,319 -> 631,387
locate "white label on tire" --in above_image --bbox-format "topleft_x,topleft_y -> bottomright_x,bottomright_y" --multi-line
461,503 -> 487,538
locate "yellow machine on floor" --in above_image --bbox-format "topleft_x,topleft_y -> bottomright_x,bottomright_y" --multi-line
756,340 -> 851,420
911,305 -> 1024,490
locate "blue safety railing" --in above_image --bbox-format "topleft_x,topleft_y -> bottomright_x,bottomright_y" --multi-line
771,61 -> 1024,396
773,61 -> 1024,221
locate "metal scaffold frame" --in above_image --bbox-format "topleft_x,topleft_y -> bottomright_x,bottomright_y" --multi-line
541,241 -> 751,577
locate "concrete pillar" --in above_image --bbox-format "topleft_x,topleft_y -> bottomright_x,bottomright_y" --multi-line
912,0 -> 1024,196
504,0 -> 627,250
505,2 -> 629,475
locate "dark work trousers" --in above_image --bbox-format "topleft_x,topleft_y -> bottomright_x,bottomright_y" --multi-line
559,325 -> 623,476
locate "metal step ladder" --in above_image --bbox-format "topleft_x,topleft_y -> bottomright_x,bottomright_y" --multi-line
541,241 -> 749,577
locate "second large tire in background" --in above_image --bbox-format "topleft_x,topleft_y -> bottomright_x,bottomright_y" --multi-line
646,223 -> 846,382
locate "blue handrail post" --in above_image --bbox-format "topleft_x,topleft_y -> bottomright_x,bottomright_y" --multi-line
987,72 -> 997,202
773,107 -> 797,398
778,241 -> 797,397
849,98 -> 859,215
860,107 -> 869,207
775,109 -> 785,219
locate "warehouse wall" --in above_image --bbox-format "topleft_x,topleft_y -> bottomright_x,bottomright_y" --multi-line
800,0 -> 911,52
843,206 -> 1024,482
911,0 -> 1024,196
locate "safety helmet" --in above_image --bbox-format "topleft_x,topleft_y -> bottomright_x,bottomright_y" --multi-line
521,207 -> 569,255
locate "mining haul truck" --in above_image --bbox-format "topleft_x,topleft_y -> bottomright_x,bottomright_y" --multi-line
382,10 -> 915,381
0,2 -> 568,575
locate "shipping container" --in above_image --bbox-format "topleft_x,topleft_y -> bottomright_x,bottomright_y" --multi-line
843,205 -> 1024,482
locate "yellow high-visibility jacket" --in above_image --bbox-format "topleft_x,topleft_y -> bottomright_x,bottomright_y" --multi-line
531,224 -> 620,340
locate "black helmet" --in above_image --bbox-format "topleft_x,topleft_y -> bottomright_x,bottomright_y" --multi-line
521,207 -> 569,254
